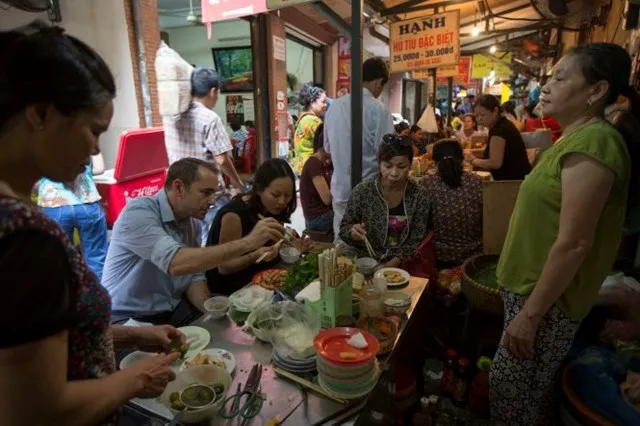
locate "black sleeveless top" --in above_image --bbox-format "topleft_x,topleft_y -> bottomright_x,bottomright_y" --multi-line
484,117 -> 532,181
205,197 -> 279,295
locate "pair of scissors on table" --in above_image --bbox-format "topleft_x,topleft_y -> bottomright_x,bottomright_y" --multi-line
220,363 -> 264,422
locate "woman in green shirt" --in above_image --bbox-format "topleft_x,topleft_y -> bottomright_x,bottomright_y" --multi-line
490,43 -> 639,425
290,83 -> 327,175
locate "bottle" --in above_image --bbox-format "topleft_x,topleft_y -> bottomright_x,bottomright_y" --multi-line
468,357 -> 492,417
355,361 -> 396,426
360,278 -> 383,319
452,357 -> 470,406
440,349 -> 458,396
412,396 -> 433,426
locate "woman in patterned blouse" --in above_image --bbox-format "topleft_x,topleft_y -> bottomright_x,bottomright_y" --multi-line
422,139 -> 483,267
0,22 -> 184,426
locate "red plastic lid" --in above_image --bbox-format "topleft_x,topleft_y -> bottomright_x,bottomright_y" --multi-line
313,327 -> 380,365
446,349 -> 457,359
114,128 -> 168,182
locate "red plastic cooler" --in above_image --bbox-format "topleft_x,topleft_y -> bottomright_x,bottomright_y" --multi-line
95,127 -> 168,227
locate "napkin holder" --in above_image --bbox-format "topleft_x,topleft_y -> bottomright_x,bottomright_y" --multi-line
306,274 -> 354,329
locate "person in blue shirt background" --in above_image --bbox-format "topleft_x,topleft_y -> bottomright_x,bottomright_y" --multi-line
35,153 -> 108,280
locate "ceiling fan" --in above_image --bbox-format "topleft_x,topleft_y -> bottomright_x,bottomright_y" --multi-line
158,0 -> 203,26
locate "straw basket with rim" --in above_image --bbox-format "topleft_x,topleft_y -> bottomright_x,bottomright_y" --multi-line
461,254 -> 503,316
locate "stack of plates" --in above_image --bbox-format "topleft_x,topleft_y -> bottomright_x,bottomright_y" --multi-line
272,348 -> 316,374
313,328 -> 381,399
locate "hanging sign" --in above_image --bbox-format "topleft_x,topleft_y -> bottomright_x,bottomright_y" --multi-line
267,0 -> 315,9
471,53 -> 512,79
389,11 -> 460,73
201,0 -> 268,24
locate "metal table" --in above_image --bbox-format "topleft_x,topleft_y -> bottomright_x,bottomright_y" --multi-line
128,276 -> 428,425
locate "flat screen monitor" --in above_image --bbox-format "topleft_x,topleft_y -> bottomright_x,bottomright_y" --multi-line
212,46 -> 255,93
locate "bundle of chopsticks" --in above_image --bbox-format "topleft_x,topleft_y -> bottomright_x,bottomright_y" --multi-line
318,247 -> 354,292
255,214 -> 295,264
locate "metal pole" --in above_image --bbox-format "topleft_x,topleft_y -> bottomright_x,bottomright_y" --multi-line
351,0 -> 363,189
447,77 -> 453,125
130,0 -> 153,127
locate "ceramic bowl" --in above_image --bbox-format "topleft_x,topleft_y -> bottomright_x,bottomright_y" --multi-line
280,246 -> 301,264
355,257 -> 378,276
203,296 -> 230,319
160,365 -> 232,424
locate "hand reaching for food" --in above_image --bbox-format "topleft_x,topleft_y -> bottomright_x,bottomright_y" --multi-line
132,325 -> 186,353
247,218 -> 285,248
291,235 -> 313,253
126,352 -> 179,399
350,223 -> 367,242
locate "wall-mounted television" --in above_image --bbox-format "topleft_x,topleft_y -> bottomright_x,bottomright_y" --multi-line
212,46 -> 255,93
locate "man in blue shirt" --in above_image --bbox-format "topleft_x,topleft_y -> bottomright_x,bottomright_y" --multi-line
103,158 -> 284,326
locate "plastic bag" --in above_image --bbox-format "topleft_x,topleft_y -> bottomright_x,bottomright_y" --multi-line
155,41 -> 193,116
229,286 -> 273,312
270,301 -> 320,359
417,104 -> 438,133
244,301 -> 288,342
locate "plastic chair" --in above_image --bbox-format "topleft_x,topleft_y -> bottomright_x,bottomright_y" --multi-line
240,135 -> 256,174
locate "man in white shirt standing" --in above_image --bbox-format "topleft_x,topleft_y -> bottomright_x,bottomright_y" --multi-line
323,57 -> 395,241
163,68 -> 244,243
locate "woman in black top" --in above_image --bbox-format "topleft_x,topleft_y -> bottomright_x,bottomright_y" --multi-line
467,95 -> 532,180
206,159 -> 312,295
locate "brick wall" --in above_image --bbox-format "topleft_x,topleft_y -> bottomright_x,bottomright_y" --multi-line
123,0 -> 162,127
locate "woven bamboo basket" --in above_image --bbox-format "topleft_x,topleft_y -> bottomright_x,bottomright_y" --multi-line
461,254 -> 503,316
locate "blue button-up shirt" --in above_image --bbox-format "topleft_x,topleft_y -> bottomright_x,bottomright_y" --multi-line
102,190 -> 205,316
323,89 -> 395,202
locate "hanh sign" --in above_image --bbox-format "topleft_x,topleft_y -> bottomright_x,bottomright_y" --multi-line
471,53 -> 512,79
389,11 -> 460,73
267,0 -> 314,9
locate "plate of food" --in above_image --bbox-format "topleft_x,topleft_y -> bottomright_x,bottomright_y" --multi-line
252,269 -> 287,290
180,348 -> 236,375
374,268 -> 410,287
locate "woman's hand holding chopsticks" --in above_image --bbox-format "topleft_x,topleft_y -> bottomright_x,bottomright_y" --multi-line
245,217 -> 285,250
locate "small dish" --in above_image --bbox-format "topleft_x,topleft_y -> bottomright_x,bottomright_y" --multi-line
383,291 -> 412,315
355,257 -> 378,276
204,296 -> 230,320
280,246 -> 301,264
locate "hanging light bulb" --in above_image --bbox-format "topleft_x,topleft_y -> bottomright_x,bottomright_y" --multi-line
489,45 -> 497,54
471,26 -> 480,37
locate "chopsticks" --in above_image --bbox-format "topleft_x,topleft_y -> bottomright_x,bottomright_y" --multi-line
273,366 -> 348,405
254,214 -> 289,264
363,236 -> 376,259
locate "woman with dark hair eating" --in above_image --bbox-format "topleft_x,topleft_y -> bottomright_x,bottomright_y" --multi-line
422,139 -> 483,267
339,135 -> 430,268
206,159 -> 312,294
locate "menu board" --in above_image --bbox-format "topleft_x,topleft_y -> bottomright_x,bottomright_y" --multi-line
390,11 -> 460,73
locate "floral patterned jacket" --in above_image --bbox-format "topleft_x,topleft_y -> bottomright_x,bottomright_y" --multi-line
339,176 -> 431,262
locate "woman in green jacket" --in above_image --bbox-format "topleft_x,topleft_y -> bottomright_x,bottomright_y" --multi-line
339,135 -> 430,267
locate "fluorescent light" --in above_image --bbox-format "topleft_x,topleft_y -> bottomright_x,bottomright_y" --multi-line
471,26 -> 480,37
489,45 -> 497,53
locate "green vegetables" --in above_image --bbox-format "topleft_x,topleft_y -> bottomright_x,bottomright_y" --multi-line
168,336 -> 190,359
470,262 -> 499,289
282,252 -> 319,294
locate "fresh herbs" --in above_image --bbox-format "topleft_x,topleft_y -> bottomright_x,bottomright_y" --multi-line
282,252 -> 319,294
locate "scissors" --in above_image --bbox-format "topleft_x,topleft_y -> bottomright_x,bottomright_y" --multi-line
220,363 -> 264,421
